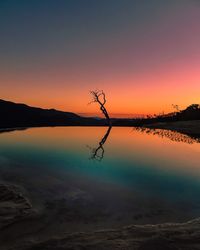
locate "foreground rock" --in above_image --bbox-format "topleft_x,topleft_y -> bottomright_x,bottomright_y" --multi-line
9,217 -> 200,250
0,184 -> 32,229
0,182 -> 200,249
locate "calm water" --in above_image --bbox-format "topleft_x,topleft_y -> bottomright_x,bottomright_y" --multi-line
0,126 -> 200,226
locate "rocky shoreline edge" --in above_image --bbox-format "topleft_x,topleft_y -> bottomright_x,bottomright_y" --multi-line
0,183 -> 200,250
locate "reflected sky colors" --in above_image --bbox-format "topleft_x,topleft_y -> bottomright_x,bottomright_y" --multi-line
0,0 -> 200,116
0,127 -> 200,187
0,127 -> 200,223
0,127 -> 200,176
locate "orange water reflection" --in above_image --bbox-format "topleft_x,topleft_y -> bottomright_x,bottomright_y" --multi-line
0,126 -> 200,178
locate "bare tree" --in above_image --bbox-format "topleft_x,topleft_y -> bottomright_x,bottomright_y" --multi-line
89,90 -> 111,126
88,90 -> 112,160
172,104 -> 180,113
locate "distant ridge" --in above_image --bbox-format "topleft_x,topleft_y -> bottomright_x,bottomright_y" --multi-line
0,99 -> 104,129
1,99 -> 200,130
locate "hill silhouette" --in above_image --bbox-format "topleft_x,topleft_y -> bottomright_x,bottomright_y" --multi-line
0,99 -> 200,131
0,99 -> 105,129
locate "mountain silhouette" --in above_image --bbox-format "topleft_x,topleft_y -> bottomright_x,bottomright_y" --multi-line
1,99 -> 200,130
0,99 -> 103,129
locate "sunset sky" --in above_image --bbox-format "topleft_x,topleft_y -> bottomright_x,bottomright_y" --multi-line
0,0 -> 200,117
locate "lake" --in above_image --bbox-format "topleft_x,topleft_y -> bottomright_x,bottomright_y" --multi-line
0,126 -> 200,232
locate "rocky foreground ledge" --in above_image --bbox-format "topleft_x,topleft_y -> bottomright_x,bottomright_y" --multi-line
1,183 -> 200,250
0,183 -> 32,229
10,218 -> 200,250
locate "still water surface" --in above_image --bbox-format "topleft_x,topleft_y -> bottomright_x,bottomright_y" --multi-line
0,127 -> 200,226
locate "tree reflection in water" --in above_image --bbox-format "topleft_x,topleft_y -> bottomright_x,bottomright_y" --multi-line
88,126 -> 112,161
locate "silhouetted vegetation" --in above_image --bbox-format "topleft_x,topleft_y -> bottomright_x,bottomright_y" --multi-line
132,104 -> 200,127
88,90 -> 112,160
89,90 -> 112,126
161,104 -> 200,121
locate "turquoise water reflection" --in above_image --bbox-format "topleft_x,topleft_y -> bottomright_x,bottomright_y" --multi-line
0,127 -> 200,224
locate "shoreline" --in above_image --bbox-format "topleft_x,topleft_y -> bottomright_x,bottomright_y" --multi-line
143,120 -> 200,139
16,217 -> 200,250
0,119 -> 200,138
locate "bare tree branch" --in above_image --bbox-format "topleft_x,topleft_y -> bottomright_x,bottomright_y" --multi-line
89,90 -> 111,126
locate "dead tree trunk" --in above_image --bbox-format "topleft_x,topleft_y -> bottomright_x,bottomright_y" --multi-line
89,90 -> 112,126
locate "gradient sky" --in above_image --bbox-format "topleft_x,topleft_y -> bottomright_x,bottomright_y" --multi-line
0,0 -> 200,116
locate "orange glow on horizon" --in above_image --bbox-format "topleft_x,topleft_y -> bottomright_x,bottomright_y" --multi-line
1,64 -> 199,117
